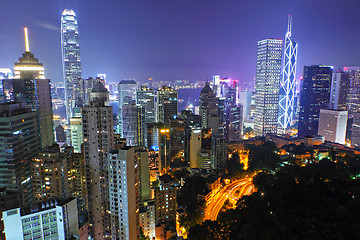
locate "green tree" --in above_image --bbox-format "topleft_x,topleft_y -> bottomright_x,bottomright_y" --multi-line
246,141 -> 282,171
178,175 -> 209,230
187,161 -> 360,240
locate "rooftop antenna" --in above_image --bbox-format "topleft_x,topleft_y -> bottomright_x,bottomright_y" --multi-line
287,15 -> 292,37
24,27 -> 30,52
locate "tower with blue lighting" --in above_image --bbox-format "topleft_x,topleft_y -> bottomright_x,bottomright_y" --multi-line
278,16 -> 298,134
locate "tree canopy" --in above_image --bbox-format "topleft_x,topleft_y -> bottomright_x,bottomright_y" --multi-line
187,161 -> 360,240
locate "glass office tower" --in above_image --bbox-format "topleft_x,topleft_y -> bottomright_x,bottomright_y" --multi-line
254,39 -> 283,136
278,16 -> 298,134
61,9 -> 82,120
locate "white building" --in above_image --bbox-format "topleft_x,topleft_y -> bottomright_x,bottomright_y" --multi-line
3,198 -> 78,240
139,200 -> 156,239
108,147 -> 140,240
254,39 -> 283,136
70,117 -> 83,153
318,109 -> 348,144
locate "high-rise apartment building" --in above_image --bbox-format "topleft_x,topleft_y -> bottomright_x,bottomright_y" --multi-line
61,145 -> 86,199
118,80 -> 137,134
31,144 -> 86,202
61,9 -> 82,120
82,95 -> 114,239
3,197 -> 79,240
32,145 -> 68,202
157,86 -> 178,124
70,117 -> 83,153
139,200 -> 156,239
159,127 -> 171,173
254,39 -> 283,136
189,128 -> 202,168
0,103 -> 41,204
211,134 -> 226,171
108,147 -> 141,240
169,119 -> 186,168
155,174 -> 178,225
330,71 -> 350,111
298,65 -> 333,137
318,109 -> 348,144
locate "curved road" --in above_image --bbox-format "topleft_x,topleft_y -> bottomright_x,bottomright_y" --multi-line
204,178 -> 255,221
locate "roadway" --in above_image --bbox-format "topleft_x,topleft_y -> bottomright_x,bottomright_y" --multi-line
203,177 -> 255,221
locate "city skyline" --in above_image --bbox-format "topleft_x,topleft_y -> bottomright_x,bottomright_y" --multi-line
1,0 -> 360,85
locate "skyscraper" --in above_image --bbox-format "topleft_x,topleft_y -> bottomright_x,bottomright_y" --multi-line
344,67 -> 360,113
0,103 -> 41,204
122,103 -> 145,146
6,28 -> 54,149
330,70 -> 350,110
298,65 -> 333,137
82,93 -> 114,239
157,86 -> 178,124
254,39 -> 283,136
278,16 -> 298,134
199,83 -> 219,130
117,80 -> 137,134
136,86 -> 156,125
61,9 -> 82,120
108,147 -> 141,240
154,174 -> 178,225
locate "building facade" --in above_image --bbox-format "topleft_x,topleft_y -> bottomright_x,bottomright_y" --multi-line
254,39 -> 283,136
108,147 -> 141,240
61,9 -> 82,120
0,103 -> 41,204
3,198 -> 78,240
318,109 -> 348,144
157,86 -> 178,124
330,71 -> 350,111
82,98 -> 114,239
278,16 -> 298,134
298,65 -> 333,137
118,80 -> 137,135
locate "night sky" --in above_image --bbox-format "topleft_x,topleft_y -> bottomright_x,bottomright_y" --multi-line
1,0 -> 360,86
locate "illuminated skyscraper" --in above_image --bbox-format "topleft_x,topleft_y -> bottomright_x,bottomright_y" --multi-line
298,65 -> 333,137
157,86 -> 178,124
278,16 -> 298,134
0,103 -> 41,204
254,39 -> 283,136
61,9 -> 82,120
122,103 -> 145,146
117,80 -> 137,134
136,86 -> 156,125
330,70 -> 350,111
82,93 -> 114,239
344,67 -> 360,113
5,28 -> 54,149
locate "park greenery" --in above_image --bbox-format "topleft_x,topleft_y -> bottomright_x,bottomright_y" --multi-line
187,158 -> 360,240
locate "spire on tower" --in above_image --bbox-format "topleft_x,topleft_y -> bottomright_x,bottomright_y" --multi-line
287,15 -> 292,36
24,27 -> 30,52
